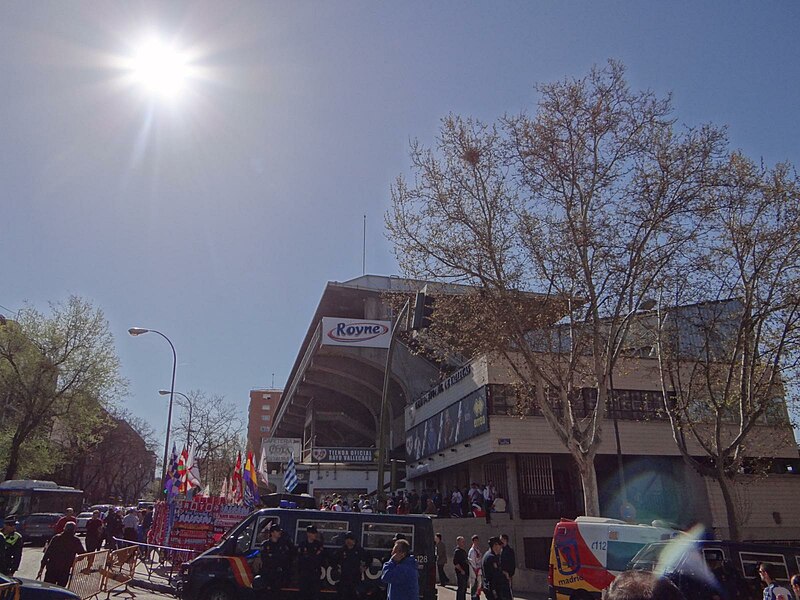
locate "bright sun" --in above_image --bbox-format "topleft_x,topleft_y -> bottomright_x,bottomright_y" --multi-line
128,37 -> 191,99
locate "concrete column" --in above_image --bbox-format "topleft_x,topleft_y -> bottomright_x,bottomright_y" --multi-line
505,453 -> 519,521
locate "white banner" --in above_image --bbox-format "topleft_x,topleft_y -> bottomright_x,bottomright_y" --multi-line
261,437 -> 302,462
320,317 -> 392,348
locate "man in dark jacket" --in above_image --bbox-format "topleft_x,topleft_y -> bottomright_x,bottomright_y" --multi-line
452,536 -> 469,600
0,517 -> 23,576
38,522 -> 85,587
259,524 -> 294,599
499,534 -> 516,594
85,511 -> 104,553
381,539 -> 419,600
482,537 -> 511,600
333,531 -> 367,599
297,525 -> 326,600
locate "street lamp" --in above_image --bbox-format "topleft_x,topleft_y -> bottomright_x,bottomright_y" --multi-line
129,327 -> 176,499
160,390 -> 192,450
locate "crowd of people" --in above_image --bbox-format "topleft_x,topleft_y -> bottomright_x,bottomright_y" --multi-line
317,482 -> 507,522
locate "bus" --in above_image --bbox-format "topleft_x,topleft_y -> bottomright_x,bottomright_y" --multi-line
0,480 -> 84,520
548,516 -> 681,600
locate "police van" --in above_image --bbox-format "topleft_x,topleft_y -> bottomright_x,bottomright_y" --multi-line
179,508 -> 437,600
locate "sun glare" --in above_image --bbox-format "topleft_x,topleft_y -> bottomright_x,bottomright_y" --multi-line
128,37 -> 191,99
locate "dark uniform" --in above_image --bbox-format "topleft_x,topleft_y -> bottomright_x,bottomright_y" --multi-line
259,525 -> 295,599
0,517 -> 23,576
334,532 -> 367,600
482,538 -> 511,600
297,526 -> 326,600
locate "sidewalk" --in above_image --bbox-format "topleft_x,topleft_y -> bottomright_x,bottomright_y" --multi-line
435,583 -> 548,600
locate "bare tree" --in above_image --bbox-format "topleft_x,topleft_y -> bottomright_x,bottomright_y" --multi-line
170,391 -> 244,495
387,61 -> 725,514
0,296 -> 127,480
654,154 -> 800,539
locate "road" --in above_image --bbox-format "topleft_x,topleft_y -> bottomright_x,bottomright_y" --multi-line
15,542 -> 544,600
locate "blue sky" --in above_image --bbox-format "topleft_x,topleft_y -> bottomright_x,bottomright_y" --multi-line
2,2 -> 799,446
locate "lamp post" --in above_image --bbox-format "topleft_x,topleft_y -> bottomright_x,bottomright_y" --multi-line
160,390 -> 193,450
129,327 -> 176,499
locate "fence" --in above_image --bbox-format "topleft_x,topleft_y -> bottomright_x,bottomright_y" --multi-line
67,545 -> 138,600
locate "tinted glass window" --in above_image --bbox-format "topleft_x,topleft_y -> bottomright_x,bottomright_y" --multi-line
362,523 -> 414,552
295,520 -> 349,548
253,516 -> 282,548
739,552 -> 788,580
607,541 -> 647,572
234,520 -> 257,555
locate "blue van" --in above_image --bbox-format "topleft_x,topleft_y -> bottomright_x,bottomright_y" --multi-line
178,508 -> 437,600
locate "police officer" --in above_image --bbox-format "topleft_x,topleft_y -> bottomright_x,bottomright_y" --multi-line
297,525 -> 325,600
259,524 -> 294,599
0,516 -> 23,576
482,537 -> 511,600
334,531 -> 367,600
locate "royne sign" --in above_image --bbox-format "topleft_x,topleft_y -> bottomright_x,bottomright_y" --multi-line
320,317 -> 392,349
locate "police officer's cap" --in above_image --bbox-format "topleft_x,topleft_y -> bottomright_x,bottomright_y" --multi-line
269,524 -> 282,533
306,525 -> 318,533
344,531 -> 355,540
4,516 -> 17,527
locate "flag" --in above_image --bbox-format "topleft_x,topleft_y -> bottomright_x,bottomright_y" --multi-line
186,445 -> 202,491
283,452 -> 298,493
220,477 -> 229,500
232,452 -> 243,503
164,444 -> 181,501
258,445 -> 270,487
177,446 -> 189,493
243,451 -> 260,507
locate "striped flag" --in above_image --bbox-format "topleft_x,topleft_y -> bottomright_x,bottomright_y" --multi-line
232,452 -> 243,503
258,445 -> 270,487
283,452 -> 298,493
243,451 -> 260,507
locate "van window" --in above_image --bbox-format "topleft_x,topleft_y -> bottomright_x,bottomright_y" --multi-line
739,552 -> 788,580
295,519 -> 349,548
234,519 -> 257,555
362,522 -> 415,552
607,541 -> 647,572
253,515 -> 282,549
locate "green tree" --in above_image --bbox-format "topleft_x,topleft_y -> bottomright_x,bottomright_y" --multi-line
0,296 -> 126,480
387,61 -> 725,515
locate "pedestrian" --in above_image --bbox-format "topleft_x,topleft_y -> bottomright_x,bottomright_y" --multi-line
85,511 -> 104,552
435,533 -> 450,587
759,563 -> 792,600
605,571 -> 685,600
482,536 -> 511,600
122,508 -> 139,545
482,485 -> 494,524
297,525 -> 325,600
259,524 -> 294,600
54,508 -> 77,534
468,535 -> 482,600
0,516 -> 23,576
790,574 -> 800,600
381,538 -> 419,600
453,536 -> 469,600
424,499 -> 437,515
104,508 -> 122,549
333,531 -> 367,600
499,534 -> 516,594
38,522 -> 85,587
451,489 -> 463,518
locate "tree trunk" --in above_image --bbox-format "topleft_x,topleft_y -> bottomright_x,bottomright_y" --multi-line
4,433 -> 22,480
576,452 -> 600,516
717,474 -> 741,541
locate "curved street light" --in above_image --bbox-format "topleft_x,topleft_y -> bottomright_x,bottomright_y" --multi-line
159,389 -> 193,451
129,327 -> 176,498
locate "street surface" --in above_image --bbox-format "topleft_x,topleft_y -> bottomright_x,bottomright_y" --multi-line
15,542 -> 545,600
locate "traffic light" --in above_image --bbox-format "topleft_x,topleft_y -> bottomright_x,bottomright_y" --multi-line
411,291 -> 435,330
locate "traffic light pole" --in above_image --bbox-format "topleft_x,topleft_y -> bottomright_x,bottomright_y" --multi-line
376,298 -> 410,501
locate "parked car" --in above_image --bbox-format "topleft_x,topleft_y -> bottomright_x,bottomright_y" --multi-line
17,513 -> 61,545
136,501 -> 154,511
0,573 -> 80,600
75,512 -> 93,535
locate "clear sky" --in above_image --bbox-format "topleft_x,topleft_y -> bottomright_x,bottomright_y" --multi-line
2,2 -> 799,448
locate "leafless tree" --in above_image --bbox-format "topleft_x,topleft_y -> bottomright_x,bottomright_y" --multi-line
387,61 -> 725,514
654,153 -> 800,539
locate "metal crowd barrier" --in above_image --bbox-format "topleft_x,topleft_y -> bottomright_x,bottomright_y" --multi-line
68,550 -> 109,600
0,581 -> 20,600
66,544 -> 140,600
114,537 -> 199,590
